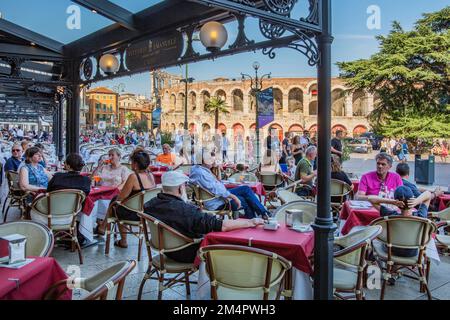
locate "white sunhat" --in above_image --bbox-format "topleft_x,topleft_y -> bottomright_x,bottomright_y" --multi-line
161,171 -> 190,187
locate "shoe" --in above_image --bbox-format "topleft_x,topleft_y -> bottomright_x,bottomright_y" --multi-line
94,225 -> 105,236
114,240 -> 128,249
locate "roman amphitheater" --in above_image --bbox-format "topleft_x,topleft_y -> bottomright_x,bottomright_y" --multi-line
160,77 -> 374,140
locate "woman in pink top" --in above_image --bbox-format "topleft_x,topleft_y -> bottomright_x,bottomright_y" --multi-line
356,152 -> 403,200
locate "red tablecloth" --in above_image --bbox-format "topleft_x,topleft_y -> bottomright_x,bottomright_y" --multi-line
0,257 -> 71,300
224,182 -> 266,196
438,195 -> 450,211
339,201 -> 380,235
196,222 -> 314,274
149,165 -> 169,172
82,186 -> 120,216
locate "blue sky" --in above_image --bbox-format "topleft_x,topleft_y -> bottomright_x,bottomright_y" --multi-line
1,0 -> 448,96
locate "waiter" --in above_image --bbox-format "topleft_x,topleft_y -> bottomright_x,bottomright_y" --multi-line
331,130 -> 344,161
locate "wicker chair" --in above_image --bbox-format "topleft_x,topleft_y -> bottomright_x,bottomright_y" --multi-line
81,162 -> 95,173
428,207 -> 450,256
273,200 -> 317,224
43,260 -> 136,300
105,188 -> 161,261
137,212 -> 200,300
29,189 -> 86,264
2,171 -> 30,222
190,183 -> 233,219
0,221 -> 54,257
256,171 -> 285,207
333,225 -> 382,300
330,179 -> 352,221
199,244 -> 292,300
370,216 -> 436,300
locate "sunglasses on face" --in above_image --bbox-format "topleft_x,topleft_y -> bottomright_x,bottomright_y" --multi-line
12,149 -> 21,152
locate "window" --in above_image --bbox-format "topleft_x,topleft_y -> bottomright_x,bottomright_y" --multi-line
96,114 -> 100,120
103,104 -> 106,111
95,103 -> 100,111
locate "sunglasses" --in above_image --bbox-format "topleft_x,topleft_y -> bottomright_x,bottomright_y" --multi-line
12,149 -> 21,152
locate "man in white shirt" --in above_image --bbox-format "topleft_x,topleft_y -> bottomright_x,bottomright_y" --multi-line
16,127 -> 24,140
299,131 -> 310,149
222,132 -> 229,161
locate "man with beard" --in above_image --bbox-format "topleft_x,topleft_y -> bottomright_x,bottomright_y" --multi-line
143,171 -> 264,263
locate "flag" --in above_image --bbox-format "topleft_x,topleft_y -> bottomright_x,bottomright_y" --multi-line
257,87 -> 274,129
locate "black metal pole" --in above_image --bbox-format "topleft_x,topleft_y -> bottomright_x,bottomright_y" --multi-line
312,0 -> 336,300
57,99 -> 64,161
184,79 -> 188,131
66,85 -> 80,155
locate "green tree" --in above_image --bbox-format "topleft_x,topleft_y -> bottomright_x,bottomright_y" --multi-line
125,112 -> 136,125
337,7 -> 450,141
205,96 -> 230,129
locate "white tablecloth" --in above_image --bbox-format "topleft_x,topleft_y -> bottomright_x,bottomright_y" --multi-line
78,199 -> 110,242
196,262 -> 313,300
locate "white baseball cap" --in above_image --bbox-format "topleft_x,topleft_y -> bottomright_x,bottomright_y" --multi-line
161,171 -> 190,187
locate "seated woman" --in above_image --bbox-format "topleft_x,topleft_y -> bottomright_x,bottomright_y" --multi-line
96,150 -> 156,248
331,154 -> 353,203
91,148 -> 130,189
47,153 -> 91,196
19,146 -> 50,194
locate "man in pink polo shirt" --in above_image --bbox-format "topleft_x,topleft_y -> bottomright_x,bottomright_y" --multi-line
356,152 -> 403,200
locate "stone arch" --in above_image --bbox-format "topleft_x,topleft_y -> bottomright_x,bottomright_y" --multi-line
201,90 -> 211,112
309,100 -> 318,116
178,92 -> 185,111
273,88 -> 283,114
232,89 -> 244,112
214,89 -> 226,101
309,124 -> 317,137
218,123 -> 227,133
232,123 -> 245,139
288,87 -> 304,113
170,94 -> 176,111
353,125 -> 368,137
288,124 -> 303,133
353,90 -> 368,116
331,124 -> 347,136
269,123 -> 284,141
306,81 -> 318,94
331,88 -> 345,116
189,91 -> 197,111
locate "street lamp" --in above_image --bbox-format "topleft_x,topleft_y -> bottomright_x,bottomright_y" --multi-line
113,83 -> 125,130
180,65 -> 194,131
241,62 -> 271,165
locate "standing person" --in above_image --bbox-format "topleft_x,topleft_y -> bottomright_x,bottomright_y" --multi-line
246,136 -> 254,165
236,133 -> 245,164
279,132 -> 291,164
143,131 -> 150,147
299,130 -> 310,150
16,127 -> 24,141
174,130 -> 183,154
389,137 -> 397,156
440,141 -> 448,163
221,132 -> 229,162
264,128 -> 272,165
155,128 -> 162,149
331,130 -> 344,162
394,140 -> 406,163
291,135 -> 303,165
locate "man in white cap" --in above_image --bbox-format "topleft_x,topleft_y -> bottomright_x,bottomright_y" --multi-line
144,171 -> 264,263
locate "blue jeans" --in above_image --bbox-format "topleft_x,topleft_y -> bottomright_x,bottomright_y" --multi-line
227,186 -> 267,219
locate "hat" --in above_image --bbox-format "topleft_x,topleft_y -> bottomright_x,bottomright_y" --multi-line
161,171 -> 190,187
393,186 -> 414,201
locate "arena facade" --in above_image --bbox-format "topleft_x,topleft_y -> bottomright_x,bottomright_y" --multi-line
160,76 -> 374,141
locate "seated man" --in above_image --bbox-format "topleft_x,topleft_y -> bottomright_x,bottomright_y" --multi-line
368,185 -> 432,258
396,162 -> 443,211
356,152 -> 403,200
294,145 -> 317,196
190,153 -> 271,219
155,144 -> 176,166
144,171 -> 265,263
4,143 -> 23,172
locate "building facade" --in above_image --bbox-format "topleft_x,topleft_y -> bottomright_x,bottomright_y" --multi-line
118,93 -> 152,127
160,77 -> 374,140
86,87 -> 118,129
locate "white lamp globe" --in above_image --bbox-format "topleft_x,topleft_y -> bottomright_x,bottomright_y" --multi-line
99,54 -> 119,75
199,21 -> 228,53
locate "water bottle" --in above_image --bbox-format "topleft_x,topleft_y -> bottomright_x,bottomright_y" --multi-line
285,210 -> 294,227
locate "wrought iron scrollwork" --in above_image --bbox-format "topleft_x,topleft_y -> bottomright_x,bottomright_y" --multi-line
262,0 -> 297,15
259,19 -> 286,39
300,0 -> 319,25
259,19 -> 319,66
229,14 -> 255,49
182,25 -> 200,60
